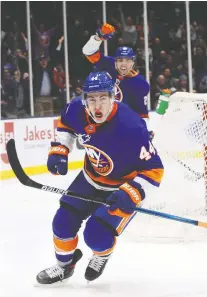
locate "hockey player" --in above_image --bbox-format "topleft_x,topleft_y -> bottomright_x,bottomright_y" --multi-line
36,71 -> 164,284
82,23 -> 150,129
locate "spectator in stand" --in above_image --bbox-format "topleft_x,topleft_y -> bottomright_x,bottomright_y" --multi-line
171,63 -> 183,79
68,18 -> 87,80
190,21 -> 198,42
1,68 -> 29,119
33,55 -> 55,117
1,84 -> 8,119
182,60 -> 196,90
152,38 -> 162,60
53,63 -> 68,112
177,46 -> 187,66
165,54 -> 174,70
15,49 -> 28,77
162,68 -> 175,89
2,22 -> 28,75
151,74 -> 168,109
1,70 -> 16,118
31,16 -> 57,60
138,37 -> 153,69
118,4 -> 137,49
71,85 -> 83,100
117,37 -> 124,47
20,32 -> 28,51
135,49 -> 145,75
13,70 -> 25,115
1,35 -> 13,70
153,50 -> 167,76
199,74 -> 207,93
3,21 -> 26,59
12,69 -> 30,117
176,74 -> 189,92
193,47 -> 207,90
176,23 -> 186,41
194,37 -> 207,54
1,30 -> 6,42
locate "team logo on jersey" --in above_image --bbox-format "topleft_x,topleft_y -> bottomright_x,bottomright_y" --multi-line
84,144 -> 114,176
114,83 -> 123,102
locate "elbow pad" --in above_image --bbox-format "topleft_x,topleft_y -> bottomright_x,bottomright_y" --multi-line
82,35 -> 102,56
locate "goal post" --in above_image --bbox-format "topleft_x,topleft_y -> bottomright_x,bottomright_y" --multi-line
125,92 -> 207,243
155,92 -> 207,207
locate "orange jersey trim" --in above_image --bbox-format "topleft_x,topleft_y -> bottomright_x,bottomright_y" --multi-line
138,168 -> 164,184
139,113 -> 149,119
116,212 -> 136,234
86,51 -> 101,64
53,235 -> 78,252
125,70 -> 139,78
57,117 -> 75,134
106,101 -> 118,121
108,208 -> 132,218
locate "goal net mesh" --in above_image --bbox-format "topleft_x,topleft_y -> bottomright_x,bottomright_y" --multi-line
125,92 -> 207,243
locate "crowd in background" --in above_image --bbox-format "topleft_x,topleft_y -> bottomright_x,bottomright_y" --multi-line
1,1 -> 207,119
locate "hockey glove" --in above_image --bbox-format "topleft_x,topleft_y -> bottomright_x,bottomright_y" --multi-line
47,142 -> 69,175
107,182 -> 145,218
96,23 -> 115,40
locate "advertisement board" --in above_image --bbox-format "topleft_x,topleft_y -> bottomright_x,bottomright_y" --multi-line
1,111 -> 202,180
0,117 -> 84,179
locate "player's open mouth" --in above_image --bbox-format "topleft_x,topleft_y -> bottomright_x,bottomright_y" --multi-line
95,111 -> 103,118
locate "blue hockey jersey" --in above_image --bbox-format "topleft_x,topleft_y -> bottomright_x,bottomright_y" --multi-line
56,97 -> 163,191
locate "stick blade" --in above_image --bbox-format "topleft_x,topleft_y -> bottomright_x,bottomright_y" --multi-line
6,139 -> 30,185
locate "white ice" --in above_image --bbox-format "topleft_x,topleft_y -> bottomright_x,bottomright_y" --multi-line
1,171 -> 207,297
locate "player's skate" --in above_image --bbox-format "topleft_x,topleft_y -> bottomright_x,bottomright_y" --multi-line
36,249 -> 83,284
85,253 -> 111,282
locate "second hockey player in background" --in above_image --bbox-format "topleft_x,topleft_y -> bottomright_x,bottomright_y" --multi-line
82,23 -> 151,130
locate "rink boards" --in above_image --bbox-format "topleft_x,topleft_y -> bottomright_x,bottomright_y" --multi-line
0,116 -> 84,180
0,112 -> 202,180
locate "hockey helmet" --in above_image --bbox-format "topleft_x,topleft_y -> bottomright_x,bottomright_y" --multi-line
82,71 -> 114,94
114,47 -> 135,60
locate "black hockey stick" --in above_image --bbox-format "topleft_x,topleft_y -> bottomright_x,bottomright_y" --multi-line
6,139 -> 109,206
6,139 -> 207,229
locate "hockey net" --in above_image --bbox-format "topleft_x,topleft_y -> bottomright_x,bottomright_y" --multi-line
125,92 -> 207,243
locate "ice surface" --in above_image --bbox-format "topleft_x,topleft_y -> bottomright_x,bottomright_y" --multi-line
1,171 -> 207,297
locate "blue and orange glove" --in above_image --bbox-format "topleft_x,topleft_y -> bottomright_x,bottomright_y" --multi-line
96,23 -> 115,40
47,142 -> 69,175
107,182 -> 145,218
